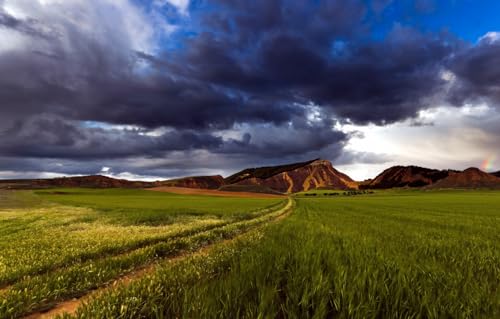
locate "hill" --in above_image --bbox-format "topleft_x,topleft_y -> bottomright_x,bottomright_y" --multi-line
0,175 -> 226,190
0,175 -> 153,189
0,160 -> 356,193
427,167 -> 500,189
226,159 -> 357,193
491,171 -> 500,178
361,166 -> 454,189
157,175 -> 224,189
224,159 -> 318,184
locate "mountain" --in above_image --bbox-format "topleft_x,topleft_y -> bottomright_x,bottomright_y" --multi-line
225,159 -> 357,193
1,174 -> 226,190
0,175 -> 153,189
0,160 -> 354,193
492,171 -> 500,178
427,167 -> 500,189
157,175 -> 224,189
360,166 -> 454,189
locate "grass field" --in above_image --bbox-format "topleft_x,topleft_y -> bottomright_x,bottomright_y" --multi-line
63,190 -> 500,319
1,189 -> 499,318
0,189 -> 286,318
34,188 -> 284,224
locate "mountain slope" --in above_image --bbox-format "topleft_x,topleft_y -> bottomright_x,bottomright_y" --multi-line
427,168 -> 500,189
226,159 -> 356,193
158,175 -> 225,189
0,175 -> 153,189
1,174 -> 225,190
361,166 -> 454,189
224,159 -> 319,184
491,171 -> 500,178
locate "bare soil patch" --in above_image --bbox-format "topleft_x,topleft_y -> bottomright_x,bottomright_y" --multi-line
147,186 -> 285,198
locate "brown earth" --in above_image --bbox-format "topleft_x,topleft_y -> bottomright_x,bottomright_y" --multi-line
0,175 -> 225,190
0,175 -> 224,191
225,159 -> 319,184
217,184 -> 284,195
226,159 -> 357,193
360,166 -> 456,189
148,186 -> 285,198
0,175 -> 154,189
426,167 -> 500,189
156,175 -> 225,189
0,159 -> 356,194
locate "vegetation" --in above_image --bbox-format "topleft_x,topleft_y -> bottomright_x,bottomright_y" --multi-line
295,189 -> 375,197
1,189 -> 499,318
65,190 -> 500,319
0,189 -> 286,318
34,188 -> 284,224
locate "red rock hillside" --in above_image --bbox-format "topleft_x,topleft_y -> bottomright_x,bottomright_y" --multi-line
360,166 -> 455,189
426,167 -> 500,189
492,171 -> 500,178
158,175 -> 225,189
224,159 -> 357,193
0,175 -> 154,189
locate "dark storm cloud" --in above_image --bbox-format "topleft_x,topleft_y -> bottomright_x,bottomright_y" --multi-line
0,41 -> 298,131
309,27 -> 460,124
1,0 -> 500,178
0,0 -> 359,169
210,0 -> 367,46
447,36 -> 500,109
221,117 -> 349,158
0,112 -> 348,165
0,2 -> 300,131
0,8 -> 55,40
173,6 -> 460,125
0,115 -> 224,159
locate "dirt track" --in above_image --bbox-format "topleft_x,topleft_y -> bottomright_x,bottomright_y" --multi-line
147,186 -> 285,198
24,198 -> 293,319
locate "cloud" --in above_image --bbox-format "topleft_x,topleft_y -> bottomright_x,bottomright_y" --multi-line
154,0 -> 190,14
167,5 -> 461,125
220,116 -> 348,159
1,0 -> 500,180
446,33 -> 500,110
0,115 -> 225,159
0,109 -> 347,165
341,105 -> 500,176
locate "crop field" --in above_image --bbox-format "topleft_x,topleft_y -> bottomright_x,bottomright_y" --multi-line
1,189 -> 499,319
0,189 -> 287,318
59,190 -> 500,319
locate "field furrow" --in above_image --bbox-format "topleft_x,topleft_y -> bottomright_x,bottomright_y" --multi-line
0,195 -> 292,319
0,200 -> 287,289
58,191 -> 500,319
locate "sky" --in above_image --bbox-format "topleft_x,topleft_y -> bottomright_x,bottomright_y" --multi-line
0,0 -> 499,181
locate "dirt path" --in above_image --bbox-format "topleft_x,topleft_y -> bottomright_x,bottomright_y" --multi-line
23,198 -> 293,319
147,186 -> 285,198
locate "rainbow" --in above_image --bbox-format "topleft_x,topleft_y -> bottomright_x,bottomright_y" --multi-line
481,155 -> 496,171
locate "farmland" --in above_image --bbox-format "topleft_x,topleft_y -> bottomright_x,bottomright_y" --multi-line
65,190 -> 499,319
0,189 -> 287,318
1,189 -> 500,318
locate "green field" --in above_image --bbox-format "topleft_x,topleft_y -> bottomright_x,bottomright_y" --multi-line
34,188 -> 285,224
0,189 -> 286,318
1,189 -> 499,318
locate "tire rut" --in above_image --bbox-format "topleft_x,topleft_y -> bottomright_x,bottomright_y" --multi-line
22,198 -> 294,319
